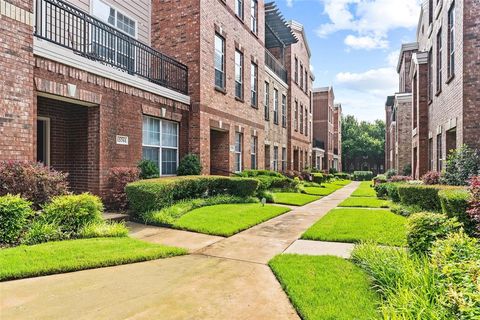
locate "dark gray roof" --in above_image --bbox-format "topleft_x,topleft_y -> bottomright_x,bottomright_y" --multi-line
265,2 -> 298,48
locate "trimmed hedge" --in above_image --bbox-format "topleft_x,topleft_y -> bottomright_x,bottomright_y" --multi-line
438,189 -> 474,233
237,170 -> 297,191
334,173 -> 351,180
126,176 -> 259,215
312,173 -> 326,184
397,185 -> 465,212
353,171 -> 374,181
0,195 -> 33,244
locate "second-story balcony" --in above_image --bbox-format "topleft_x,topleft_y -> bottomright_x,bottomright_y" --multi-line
34,0 -> 188,95
265,49 -> 287,84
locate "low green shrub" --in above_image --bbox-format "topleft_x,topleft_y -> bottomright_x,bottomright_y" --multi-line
0,195 -> 33,244
79,221 -> 129,238
237,170 -> 284,178
126,176 -> 259,215
137,159 -> 159,179
41,193 -> 103,235
334,172 -> 350,180
353,171 -> 373,181
390,203 -> 423,217
177,154 -> 202,176
312,173 -> 325,184
385,169 -> 397,179
407,212 -> 462,255
385,183 -> 402,202
22,220 -> 64,245
430,232 -> 480,319
438,189 -> 474,234
258,190 -> 274,203
374,183 -> 388,198
397,184 -> 463,212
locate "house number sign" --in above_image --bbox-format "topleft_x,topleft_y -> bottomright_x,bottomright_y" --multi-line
116,135 -> 129,145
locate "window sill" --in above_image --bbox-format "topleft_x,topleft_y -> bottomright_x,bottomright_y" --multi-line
428,99 -> 433,106
435,89 -> 442,97
251,104 -> 258,109
235,15 -> 244,24
235,96 -> 244,103
215,86 -> 227,94
250,30 -> 259,38
446,74 -> 455,84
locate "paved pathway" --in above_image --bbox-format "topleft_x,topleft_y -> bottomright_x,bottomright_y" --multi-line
0,182 -> 360,320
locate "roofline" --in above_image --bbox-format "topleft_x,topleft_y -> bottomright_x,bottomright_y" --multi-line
396,42 -> 419,73
288,20 -> 311,57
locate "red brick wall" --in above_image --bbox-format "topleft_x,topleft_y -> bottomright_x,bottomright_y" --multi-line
312,89 -> 334,171
0,0 -> 35,161
395,96 -> 412,174
412,63 -> 429,179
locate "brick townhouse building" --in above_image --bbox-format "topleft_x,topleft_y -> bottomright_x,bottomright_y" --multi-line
333,103 -> 342,172
1,0 -> 190,196
387,0 -> 480,179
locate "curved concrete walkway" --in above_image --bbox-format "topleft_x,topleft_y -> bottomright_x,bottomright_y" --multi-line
0,182 -> 359,320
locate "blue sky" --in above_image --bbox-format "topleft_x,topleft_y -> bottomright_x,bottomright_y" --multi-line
275,0 -> 421,122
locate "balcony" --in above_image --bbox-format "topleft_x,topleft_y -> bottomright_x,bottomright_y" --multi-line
265,49 -> 287,83
313,139 -> 325,150
34,0 -> 188,95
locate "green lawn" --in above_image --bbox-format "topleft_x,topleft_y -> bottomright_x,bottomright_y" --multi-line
302,208 -> 407,246
272,193 -> 321,206
332,179 -> 352,186
351,181 -> 377,197
304,184 -> 342,196
339,197 -> 391,208
0,238 -> 186,281
269,255 -> 380,320
172,203 -> 290,236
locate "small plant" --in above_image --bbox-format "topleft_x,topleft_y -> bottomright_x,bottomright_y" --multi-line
177,154 -> 202,176
0,195 -> 33,244
22,220 -> 64,245
389,175 -> 412,183
106,167 -> 139,211
328,167 -> 338,175
137,159 -> 159,179
0,161 -> 69,209
442,145 -> 480,186
385,169 -> 397,179
467,176 -> 480,236
42,193 -> 104,235
407,212 -> 462,255
402,164 -> 412,176
421,171 -> 441,185
79,221 -> 129,238
390,203 -> 423,217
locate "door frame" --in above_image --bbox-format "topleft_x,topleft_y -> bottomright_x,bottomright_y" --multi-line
37,116 -> 51,166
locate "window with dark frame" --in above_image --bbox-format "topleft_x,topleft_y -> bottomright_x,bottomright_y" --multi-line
304,107 -> 308,136
304,70 -> 308,92
428,0 -> 433,24
214,34 -> 225,89
437,133 -> 443,171
251,136 -> 257,170
273,146 -> 279,171
294,101 -> 298,131
436,28 -> 442,93
273,88 -> 279,124
294,58 -> 298,83
447,2 -> 455,79
251,62 -> 258,107
250,0 -> 258,34
281,147 -> 287,172
428,49 -> 433,102
235,50 -> 243,99
264,81 -> 270,120
300,64 -> 304,89
235,0 -> 243,20
300,104 -> 304,134
281,94 -> 287,128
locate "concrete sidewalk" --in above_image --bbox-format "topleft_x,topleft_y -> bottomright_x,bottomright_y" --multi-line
0,182 -> 359,320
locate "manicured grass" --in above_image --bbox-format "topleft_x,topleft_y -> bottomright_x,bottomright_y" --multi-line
272,192 -> 321,206
339,197 -> 391,208
172,203 -> 290,236
0,238 -> 187,281
303,182 -> 344,196
302,208 -> 407,246
351,181 -> 377,197
269,255 -> 380,320
332,179 -> 352,186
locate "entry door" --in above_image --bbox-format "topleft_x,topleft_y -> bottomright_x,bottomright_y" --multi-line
37,117 -> 50,165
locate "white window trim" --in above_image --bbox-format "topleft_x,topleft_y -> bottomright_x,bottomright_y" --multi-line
142,115 -> 179,176
37,116 -> 51,166
90,0 -> 138,39
235,132 -> 243,173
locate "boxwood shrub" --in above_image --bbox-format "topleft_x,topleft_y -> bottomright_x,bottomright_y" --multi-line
438,189 -> 474,233
353,171 -> 374,181
126,176 -> 259,215
397,185 -> 464,212
334,172 -> 351,180
312,173 -> 326,184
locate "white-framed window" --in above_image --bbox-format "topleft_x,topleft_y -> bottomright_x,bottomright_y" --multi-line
299,104 -> 304,134
251,62 -> 258,107
235,50 -> 244,99
215,33 -> 225,89
436,28 -> 442,93
273,88 -> 279,124
250,0 -> 258,34
281,94 -> 287,128
447,2 -> 455,79
235,132 -> 243,173
264,81 -> 270,120
294,101 -> 298,131
273,146 -> 279,171
142,115 -> 179,175
251,136 -> 257,170
235,0 -> 244,20
281,147 -> 287,172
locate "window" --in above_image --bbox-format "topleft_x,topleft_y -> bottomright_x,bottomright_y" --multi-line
309,91 -> 312,113
294,101 -> 298,131
37,117 -> 50,166
273,89 -> 279,124
214,34 -> 225,89
299,105 -> 304,134
250,0 -> 258,34
428,0 -> 433,24
235,50 -> 243,99
281,94 -> 287,128
264,82 -> 270,120
142,116 -> 179,175
294,58 -> 298,83
235,132 -> 243,173
428,49 -> 433,102
251,136 -> 257,169
305,70 -> 308,92
447,3 -> 455,79
92,0 -> 136,37
235,0 -> 243,20
429,138 -> 434,171
300,64 -> 304,89
273,146 -> 279,171
305,107 -> 308,136
437,133 -> 443,171
436,28 -> 442,93
281,147 -> 287,172
251,62 -> 258,107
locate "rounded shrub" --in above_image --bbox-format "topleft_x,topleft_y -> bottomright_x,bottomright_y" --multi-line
407,212 -> 462,255
438,189 -> 474,234
42,193 -> 104,234
177,154 -> 202,176
0,195 -> 33,244
137,159 -> 159,179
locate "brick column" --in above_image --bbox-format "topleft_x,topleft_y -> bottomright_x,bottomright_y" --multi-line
0,0 -> 35,160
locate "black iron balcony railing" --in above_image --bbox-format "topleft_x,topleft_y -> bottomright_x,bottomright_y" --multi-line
313,139 -> 325,149
34,0 -> 188,95
265,49 -> 287,83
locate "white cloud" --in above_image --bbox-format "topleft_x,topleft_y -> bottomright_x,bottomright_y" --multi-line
386,50 -> 400,67
316,0 -> 421,50
286,0 -> 294,7
344,35 -> 388,50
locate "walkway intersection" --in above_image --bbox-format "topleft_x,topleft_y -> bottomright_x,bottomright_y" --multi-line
0,182 -> 360,320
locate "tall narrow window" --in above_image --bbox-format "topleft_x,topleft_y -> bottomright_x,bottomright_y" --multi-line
305,70 -> 308,92
250,0 -> 258,34
304,107 -> 308,136
214,34 -> 225,89
294,101 -> 298,131
264,82 -> 270,120
281,94 -> 287,128
428,49 -> 433,102
447,3 -> 455,79
300,64 -> 304,89
251,136 -> 257,169
428,0 -> 433,24
281,147 -> 287,172
294,58 -> 298,83
300,105 -> 304,134
273,88 -> 279,124
235,0 -> 243,20
235,50 -> 243,99
235,132 -> 243,173
436,28 -> 442,93
273,146 -> 279,171
437,133 -> 443,171
251,62 -> 258,107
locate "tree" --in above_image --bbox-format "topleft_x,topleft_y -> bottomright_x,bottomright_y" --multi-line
342,115 -> 385,173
